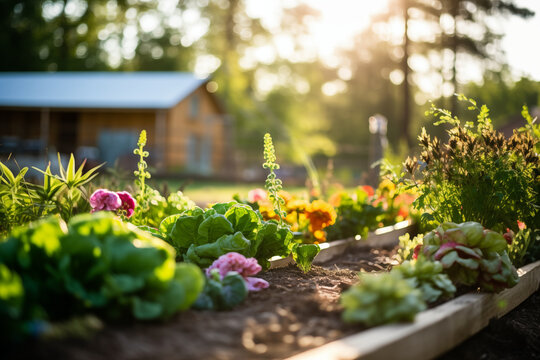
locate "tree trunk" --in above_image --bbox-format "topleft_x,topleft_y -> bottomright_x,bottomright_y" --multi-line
402,0 -> 412,149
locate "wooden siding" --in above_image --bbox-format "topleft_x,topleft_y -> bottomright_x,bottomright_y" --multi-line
166,86 -> 225,173
77,111 -> 155,147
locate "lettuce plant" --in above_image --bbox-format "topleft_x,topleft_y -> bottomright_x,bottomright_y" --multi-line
415,221 -> 519,291
341,272 -> 426,326
161,201 -> 293,270
392,256 -> 456,303
0,213 -> 204,341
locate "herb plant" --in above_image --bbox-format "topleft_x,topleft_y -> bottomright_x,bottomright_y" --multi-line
402,96 -> 538,263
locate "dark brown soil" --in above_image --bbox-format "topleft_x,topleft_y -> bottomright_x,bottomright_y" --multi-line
11,245 -> 539,360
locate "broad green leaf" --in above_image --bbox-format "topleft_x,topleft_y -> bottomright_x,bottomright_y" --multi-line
170,214 -> 204,249
225,204 -> 260,240
159,214 -> 182,236
291,243 -> 320,273
197,214 -> 234,243
220,272 -> 248,309
184,232 -> 251,267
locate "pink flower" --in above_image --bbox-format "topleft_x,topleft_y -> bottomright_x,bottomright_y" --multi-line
117,191 -> 137,218
89,189 -> 121,212
517,220 -> 526,230
247,188 -> 267,203
206,252 -> 269,291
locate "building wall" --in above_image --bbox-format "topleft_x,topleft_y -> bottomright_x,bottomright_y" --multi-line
167,86 -> 226,174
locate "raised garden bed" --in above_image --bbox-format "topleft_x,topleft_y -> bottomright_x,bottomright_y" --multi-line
14,222 -> 540,360
288,260 -> 540,360
270,220 -> 415,269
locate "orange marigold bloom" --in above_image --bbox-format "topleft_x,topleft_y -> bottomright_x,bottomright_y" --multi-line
305,200 -> 337,243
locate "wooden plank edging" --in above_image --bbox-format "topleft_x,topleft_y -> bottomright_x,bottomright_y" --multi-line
286,260 -> 540,360
269,221 -> 415,269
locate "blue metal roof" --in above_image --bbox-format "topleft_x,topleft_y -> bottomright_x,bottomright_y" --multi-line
0,72 -> 207,109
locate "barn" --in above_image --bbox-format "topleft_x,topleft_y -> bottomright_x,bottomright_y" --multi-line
0,72 -> 232,176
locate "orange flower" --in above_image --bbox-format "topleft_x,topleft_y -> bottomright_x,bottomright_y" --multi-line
305,199 -> 337,243
329,191 -> 345,207
359,185 -> 375,197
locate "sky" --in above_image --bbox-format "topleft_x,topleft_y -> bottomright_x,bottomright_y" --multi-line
246,0 -> 540,82
500,0 -> 540,81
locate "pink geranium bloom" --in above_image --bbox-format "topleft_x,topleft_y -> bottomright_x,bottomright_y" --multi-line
247,188 -> 267,203
89,189 -> 122,212
117,191 -> 137,218
206,252 -> 269,291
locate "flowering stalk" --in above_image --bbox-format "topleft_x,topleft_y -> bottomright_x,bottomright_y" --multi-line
133,130 -> 151,204
262,133 -> 286,225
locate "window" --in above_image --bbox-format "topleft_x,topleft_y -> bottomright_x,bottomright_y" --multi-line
190,95 -> 200,119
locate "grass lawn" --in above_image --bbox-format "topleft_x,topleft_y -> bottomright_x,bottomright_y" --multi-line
150,179 -> 314,206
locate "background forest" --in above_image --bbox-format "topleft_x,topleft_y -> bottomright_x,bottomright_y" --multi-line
2,0 -> 539,184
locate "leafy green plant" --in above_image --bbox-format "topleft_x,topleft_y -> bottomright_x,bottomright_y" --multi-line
397,233 -> 424,263
414,221 -> 519,292
341,271 -> 426,326
0,213 -> 204,341
160,201 -> 293,270
0,155 -> 102,236
392,256 -> 456,303
326,188 -> 384,240
401,96 -> 538,263
0,162 -> 35,236
193,269 -> 248,310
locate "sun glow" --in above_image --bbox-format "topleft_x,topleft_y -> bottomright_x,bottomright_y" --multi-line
302,0 -> 390,60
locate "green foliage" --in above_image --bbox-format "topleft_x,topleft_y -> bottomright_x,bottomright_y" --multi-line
131,189 -> 196,229
326,189 -> 384,240
341,272 -> 426,326
263,133 -> 286,223
193,269 -> 248,311
397,233 -> 424,263
0,213 -> 204,341
0,155 -> 103,236
418,222 -> 519,292
392,257 -> 456,303
290,243 -> 320,273
402,96 -> 539,262
161,202 -> 294,270
129,130 -> 195,227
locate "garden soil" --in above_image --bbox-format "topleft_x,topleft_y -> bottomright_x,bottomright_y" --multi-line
12,245 -> 540,360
